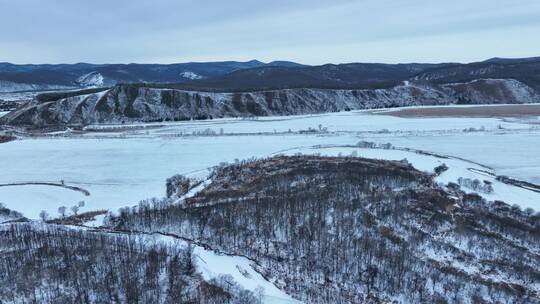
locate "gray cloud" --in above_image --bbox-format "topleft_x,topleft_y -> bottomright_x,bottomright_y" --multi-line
0,0 -> 538,64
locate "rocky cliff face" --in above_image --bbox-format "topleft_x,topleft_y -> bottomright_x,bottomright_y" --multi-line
440,79 -> 540,104
1,78 -> 539,127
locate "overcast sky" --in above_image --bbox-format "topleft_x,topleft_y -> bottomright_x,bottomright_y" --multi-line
1,0 -> 539,64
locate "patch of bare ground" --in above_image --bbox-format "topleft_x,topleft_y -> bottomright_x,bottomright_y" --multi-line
0,134 -> 16,143
377,104 -> 540,118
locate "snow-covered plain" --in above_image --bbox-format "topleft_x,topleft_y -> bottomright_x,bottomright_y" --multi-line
0,135 -> 354,219
1,107 -> 539,220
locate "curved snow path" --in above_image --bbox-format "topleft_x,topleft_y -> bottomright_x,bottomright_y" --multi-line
0,181 -> 90,196
0,184 -> 88,219
70,225 -> 301,304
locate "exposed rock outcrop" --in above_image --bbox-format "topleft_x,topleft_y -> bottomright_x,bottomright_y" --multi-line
1,78 -> 539,127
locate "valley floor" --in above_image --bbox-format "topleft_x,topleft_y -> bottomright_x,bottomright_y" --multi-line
0,105 -> 539,220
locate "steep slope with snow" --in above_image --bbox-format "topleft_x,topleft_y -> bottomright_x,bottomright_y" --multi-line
0,80 -> 74,93
441,79 -> 540,104
412,58 -> 540,90
2,78 -> 539,127
76,71 -> 105,87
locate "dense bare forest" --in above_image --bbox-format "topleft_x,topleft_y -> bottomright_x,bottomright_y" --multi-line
0,224 -> 260,303
110,156 -> 540,303
1,156 -> 538,303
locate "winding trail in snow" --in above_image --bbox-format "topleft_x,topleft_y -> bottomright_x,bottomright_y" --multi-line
69,224 -> 300,303
0,181 -> 90,196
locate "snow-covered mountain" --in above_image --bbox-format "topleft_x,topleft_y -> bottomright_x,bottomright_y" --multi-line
1,57 -> 539,95
76,71 -> 105,87
180,71 -> 204,80
2,78 -> 539,127
0,60 -> 304,92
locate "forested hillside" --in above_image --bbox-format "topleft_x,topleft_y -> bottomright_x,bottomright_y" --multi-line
0,224 -> 261,303
110,156 -> 540,303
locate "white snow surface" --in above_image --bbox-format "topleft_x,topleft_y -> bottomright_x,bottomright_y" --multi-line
85,213 -> 106,227
180,71 -> 204,80
149,233 -> 300,303
194,244 -> 300,303
1,106 -> 539,220
0,111 -> 9,118
0,185 -> 86,219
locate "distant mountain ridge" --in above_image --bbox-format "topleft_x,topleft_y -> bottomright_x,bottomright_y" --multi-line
1,57 -> 539,93
167,57 -> 540,91
0,60 -> 306,92
174,62 -> 453,91
412,58 -> 540,91
2,56 -> 540,127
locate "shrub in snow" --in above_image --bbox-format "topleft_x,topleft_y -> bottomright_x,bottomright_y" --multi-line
166,175 -> 192,198
457,177 -> 494,194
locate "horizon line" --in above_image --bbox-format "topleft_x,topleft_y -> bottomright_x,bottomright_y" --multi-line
2,55 -> 540,66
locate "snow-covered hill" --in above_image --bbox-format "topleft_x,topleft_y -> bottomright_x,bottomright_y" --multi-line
112,156 -> 540,303
76,71 -> 105,87
2,79 -> 539,127
0,223 -> 295,303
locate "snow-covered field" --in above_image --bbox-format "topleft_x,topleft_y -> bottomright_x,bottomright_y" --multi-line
0,135 -> 354,219
0,111 -> 8,118
1,107 -> 539,220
